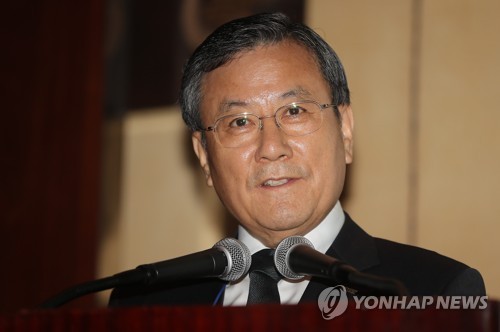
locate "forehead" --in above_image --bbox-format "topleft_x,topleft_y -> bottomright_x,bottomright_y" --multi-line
199,42 -> 330,117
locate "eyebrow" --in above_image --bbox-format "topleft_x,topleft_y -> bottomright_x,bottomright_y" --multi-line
280,87 -> 313,99
218,100 -> 248,115
217,87 -> 313,115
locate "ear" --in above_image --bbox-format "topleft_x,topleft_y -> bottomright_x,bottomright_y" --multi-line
192,131 -> 213,187
338,105 -> 354,164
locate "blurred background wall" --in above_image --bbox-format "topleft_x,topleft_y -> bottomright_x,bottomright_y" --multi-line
99,0 -> 500,301
1,0 -> 498,312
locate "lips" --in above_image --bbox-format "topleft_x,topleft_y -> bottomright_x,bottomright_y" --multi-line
263,178 -> 290,187
253,165 -> 306,188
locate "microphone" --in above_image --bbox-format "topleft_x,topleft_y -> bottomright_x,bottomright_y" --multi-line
274,236 -> 408,296
131,237 -> 251,284
40,238 -> 251,308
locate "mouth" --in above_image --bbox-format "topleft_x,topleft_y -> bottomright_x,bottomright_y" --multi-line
261,178 -> 294,188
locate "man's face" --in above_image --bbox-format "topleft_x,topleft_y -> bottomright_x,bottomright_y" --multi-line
192,42 -> 354,247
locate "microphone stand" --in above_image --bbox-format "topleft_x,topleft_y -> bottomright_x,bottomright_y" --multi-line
39,268 -> 149,309
39,248 -> 228,308
290,245 -> 409,296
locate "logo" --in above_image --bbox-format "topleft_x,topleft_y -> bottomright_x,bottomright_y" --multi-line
353,295 -> 488,310
317,285 -> 348,320
316,287 -> 488,320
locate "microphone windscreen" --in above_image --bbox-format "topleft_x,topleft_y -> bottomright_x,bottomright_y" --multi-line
274,236 -> 314,280
214,238 -> 251,281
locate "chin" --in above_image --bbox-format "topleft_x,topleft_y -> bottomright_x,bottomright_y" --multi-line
261,212 -> 311,232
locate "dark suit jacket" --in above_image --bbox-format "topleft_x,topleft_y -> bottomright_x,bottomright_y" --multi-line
109,213 -> 486,307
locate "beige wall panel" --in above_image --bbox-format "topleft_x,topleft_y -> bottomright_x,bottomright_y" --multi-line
418,0 -> 500,296
306,0 -> 412,242
98,108 -> 225,281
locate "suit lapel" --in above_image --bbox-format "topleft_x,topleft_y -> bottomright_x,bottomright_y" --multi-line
299,213 -> 380,302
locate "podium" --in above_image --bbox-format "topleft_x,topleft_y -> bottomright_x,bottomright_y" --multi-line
1,301 -> 498,331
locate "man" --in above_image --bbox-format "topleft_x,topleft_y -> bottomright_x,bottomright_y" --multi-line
110,12 -> 485,307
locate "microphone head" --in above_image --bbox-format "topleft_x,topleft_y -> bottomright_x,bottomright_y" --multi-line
274,236 -> 314,280
214,238 -> 251,281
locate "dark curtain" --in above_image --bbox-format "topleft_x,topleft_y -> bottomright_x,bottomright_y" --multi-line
0,1 -> 103,311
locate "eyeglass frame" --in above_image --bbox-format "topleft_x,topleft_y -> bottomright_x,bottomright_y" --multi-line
197,100 -> 338,147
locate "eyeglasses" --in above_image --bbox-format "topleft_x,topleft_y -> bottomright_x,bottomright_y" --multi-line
198,100 -> 337,148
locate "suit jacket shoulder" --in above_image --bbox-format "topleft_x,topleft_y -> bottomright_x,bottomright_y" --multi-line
328,213 -> 486,296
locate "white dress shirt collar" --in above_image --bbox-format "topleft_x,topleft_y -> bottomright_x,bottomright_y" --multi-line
238,200 -> 345,254
222,201 -> 345,306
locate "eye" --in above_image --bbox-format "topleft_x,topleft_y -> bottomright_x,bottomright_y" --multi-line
283,104 -> 308,118
286,106 -> 304,116
229,116 -> 252,128
227,115 -> 256,128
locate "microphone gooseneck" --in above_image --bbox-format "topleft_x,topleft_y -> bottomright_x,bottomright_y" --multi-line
274,235 -> 409,296
39,238 -> 251,308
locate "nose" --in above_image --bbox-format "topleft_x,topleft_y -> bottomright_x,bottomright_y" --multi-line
254,117 -> 292,161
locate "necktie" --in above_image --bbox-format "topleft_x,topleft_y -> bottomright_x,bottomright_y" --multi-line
247,249 -> 281,304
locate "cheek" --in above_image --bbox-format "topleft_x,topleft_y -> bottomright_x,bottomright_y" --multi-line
208,145 -> 255,187
292,124 -> 344,158
300,130 -> 346,179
